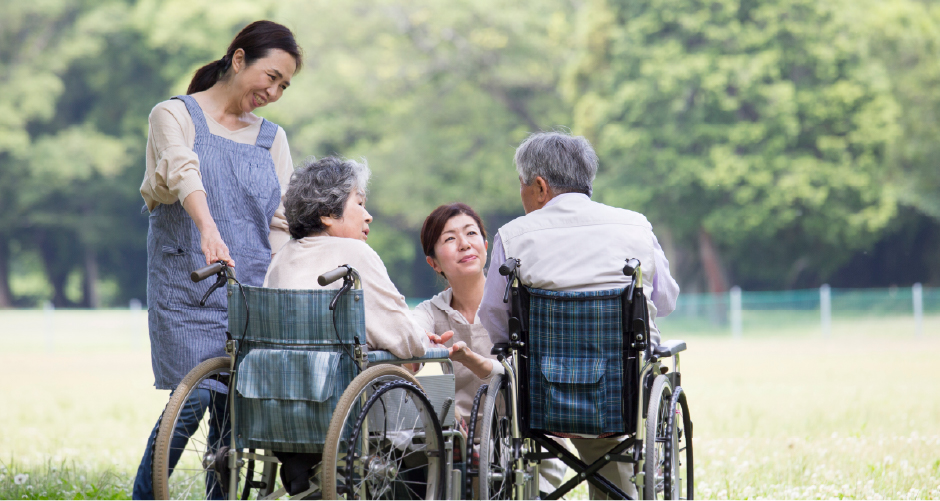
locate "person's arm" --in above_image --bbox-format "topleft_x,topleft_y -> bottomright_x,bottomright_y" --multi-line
143,102 -> 205,209
650,233 -> 679,317
146,102 -> 233,266
268,127 -> 294,256
448,341 -> 504,379
641,232 -> 677,346
182,192 -> 234,266
479,233 -> 511,344
357,245 -> 431,359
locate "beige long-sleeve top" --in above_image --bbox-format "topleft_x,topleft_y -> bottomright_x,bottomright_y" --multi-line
262,236 -> 430,359
412,289 -> 503,425
140,99 -> 294,254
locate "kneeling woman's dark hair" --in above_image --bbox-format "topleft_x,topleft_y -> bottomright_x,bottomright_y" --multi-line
284,156 -> 371,239
420,203 -> 487,258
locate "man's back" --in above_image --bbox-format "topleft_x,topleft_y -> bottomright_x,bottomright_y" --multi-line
481,192 -> 677,347
498,193 -> 656,293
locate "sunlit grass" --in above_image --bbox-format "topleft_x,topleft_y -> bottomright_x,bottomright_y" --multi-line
0,459 -> 132,500
1,310 -> 938,499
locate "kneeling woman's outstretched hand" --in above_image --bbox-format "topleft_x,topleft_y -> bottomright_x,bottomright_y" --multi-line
447,341 -> 495,380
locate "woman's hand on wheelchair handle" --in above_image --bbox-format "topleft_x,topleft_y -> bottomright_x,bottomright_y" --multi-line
201,228 -> 235,267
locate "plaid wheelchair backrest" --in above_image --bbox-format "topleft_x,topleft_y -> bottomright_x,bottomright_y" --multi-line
227,283 -> 365,453
523,286 -> 638,436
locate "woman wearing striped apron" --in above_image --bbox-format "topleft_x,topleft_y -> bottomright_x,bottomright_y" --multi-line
132,21 -> 303,499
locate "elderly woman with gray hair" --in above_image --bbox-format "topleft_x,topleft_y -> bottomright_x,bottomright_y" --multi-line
263,156 -> 450,360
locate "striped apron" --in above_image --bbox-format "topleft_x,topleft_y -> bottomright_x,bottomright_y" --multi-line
145,94 -> 281,391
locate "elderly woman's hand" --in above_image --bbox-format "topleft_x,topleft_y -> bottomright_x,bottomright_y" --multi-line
427,330 -> 454,346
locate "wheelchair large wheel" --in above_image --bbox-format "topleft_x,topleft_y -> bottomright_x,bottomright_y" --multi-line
665,387 -> 693,500
465,383 -> 488,499
152,356 -> 277,500
478,373 -> 513,500
322,364 -> 445,499
644,374 -> 676,500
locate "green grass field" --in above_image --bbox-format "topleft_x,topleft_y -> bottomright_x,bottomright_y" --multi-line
1,310 -> 939,499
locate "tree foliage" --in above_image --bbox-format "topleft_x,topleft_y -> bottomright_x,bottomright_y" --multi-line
860,0 -> 940,222
265,0 -> 576,295
567,0 -> 903,289
0,0 -> 937,306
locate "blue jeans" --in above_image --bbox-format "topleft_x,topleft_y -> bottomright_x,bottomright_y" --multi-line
133,389 -> 230,499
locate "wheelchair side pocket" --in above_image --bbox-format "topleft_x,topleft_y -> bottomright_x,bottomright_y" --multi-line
236,349 -> 340,401
235,349 -> 346,452
533,356 -> 608,435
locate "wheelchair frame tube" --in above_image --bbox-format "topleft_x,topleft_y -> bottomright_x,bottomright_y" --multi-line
228,358 -> 239,499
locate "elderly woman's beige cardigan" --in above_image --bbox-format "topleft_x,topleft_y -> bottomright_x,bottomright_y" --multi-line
263,236 -> 429,359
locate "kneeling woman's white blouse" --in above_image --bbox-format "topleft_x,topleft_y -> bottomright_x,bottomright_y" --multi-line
413,289 -> 503,425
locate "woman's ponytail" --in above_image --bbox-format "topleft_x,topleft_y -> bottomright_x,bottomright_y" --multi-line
186,21 -> 302,95
187,56 -> 232,95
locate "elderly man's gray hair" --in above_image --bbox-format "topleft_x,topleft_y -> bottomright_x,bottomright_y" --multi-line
514,131 -> 598,196
284,156 -> 371,239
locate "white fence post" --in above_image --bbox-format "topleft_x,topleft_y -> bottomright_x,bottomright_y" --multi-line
913,283 -> 923,337
820,284 -> 831,338
730,286 -> 742,339
43,300 -> 55,353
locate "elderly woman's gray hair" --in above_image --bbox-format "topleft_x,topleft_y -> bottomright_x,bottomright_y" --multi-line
514,131 -> 598,196
284,156 -> 371,239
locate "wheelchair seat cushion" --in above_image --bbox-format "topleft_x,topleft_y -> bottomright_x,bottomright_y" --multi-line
526,287 -> 635,436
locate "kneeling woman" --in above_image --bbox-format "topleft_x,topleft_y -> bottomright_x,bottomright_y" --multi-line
414,204 -> 566,493
264,156 -> 446,359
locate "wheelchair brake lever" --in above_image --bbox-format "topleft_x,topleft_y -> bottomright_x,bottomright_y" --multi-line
502,270 -> 516,304
199,272 -> 227,306
329,275 -> 354,311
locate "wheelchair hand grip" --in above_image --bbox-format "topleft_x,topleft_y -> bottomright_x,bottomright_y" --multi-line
318,266 -> 349,286
623,258 -> 641,277
499,258 -> 519,276
191,262 -> 224,282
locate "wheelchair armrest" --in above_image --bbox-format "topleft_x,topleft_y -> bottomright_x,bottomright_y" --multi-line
367,347 -> 451,364
652,340 -> 687,358
491,343 -> 510,358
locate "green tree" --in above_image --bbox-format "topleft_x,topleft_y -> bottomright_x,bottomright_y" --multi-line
568,0 -> 901,291
267,0 -> 576,295
0,0 -> 101,306
1,0 -> 276,306
860,0 -> 940,223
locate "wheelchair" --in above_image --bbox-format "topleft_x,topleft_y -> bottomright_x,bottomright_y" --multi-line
150,262 -> 468,500
473,258 -> 694,500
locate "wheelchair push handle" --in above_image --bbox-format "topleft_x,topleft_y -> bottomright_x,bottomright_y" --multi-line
318,266 -> 351,286
623,258 -> 641,277
191,262 -> 225,282
498,258 -> 519,277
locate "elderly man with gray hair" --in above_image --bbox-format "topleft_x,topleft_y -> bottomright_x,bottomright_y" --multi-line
479,131 -> 679,499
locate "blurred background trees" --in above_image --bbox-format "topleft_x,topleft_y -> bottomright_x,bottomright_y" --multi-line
0,0 -> 937,307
